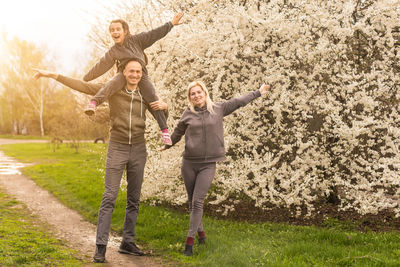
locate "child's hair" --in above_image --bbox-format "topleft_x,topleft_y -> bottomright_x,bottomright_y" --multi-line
109,19 -> 148,64
109,19 -> 130,34
187,81 -> 215,114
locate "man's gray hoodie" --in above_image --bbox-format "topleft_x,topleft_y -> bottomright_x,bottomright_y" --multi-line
169,90 -> 262,163
57,75 -> 168,145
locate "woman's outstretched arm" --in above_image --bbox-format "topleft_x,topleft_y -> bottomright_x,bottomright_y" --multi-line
222,83 -> 270,116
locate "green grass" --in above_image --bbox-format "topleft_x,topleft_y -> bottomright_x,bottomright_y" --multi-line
1,143 -> 400,266
0,134 -> 50,140
0,189 -> 86,266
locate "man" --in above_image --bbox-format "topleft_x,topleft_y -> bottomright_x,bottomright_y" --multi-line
34,59 -> 168,263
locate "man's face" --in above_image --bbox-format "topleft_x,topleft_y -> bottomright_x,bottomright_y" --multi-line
123,61 -> 142,86
109,22 -> 127,45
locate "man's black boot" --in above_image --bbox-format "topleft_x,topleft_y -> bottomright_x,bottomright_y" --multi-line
118,241 -> 145,256
93,244 -> 106,263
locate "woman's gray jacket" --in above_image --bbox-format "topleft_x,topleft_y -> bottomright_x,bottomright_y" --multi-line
169,90 -> 261,163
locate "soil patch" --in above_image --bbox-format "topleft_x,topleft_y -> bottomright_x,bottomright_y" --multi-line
156,199 -> 400,232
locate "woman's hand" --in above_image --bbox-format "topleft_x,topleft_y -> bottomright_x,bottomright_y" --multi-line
149,100 -> 168,110
32,68 -> 58,80
259,84 -> 270,95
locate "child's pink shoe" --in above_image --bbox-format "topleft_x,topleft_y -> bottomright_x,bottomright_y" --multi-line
84,101 -> 97,116
161,132 -> 172,145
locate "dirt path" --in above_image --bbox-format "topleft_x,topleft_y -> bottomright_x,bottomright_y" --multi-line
0,139 -> 163,266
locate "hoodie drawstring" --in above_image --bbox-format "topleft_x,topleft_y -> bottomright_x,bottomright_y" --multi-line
137,90 -> 143,118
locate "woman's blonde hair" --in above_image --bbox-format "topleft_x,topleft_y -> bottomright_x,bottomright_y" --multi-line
187,81 -> 215,114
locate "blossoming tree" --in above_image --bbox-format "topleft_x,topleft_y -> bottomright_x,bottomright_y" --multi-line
88,0 -> 400,218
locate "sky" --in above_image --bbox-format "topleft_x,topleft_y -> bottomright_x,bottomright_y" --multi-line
0,0 -> 110,74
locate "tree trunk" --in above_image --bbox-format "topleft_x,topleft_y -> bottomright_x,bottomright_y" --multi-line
39,87 -> 44,136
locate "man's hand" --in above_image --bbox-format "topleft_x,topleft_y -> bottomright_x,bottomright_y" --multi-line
259,84 -> 271,95
149,100 -> 168,110
171,13 -> 184,26
32,68 -> 58,80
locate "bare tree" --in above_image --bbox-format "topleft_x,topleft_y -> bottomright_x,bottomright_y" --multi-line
1,37 -> 50,136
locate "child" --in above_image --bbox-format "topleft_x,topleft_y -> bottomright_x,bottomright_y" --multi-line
83,13 -> 183,145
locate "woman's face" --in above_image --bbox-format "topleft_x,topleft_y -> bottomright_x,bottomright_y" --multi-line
189,86 -> 206,107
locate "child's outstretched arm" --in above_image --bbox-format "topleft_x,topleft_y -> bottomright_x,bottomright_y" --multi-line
137,12 -> 184,49
83,51 -> 115,82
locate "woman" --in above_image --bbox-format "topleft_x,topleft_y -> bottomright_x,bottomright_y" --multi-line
164,81 -> 269,256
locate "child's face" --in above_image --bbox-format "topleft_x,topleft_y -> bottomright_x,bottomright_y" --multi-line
109,22 -> 127,45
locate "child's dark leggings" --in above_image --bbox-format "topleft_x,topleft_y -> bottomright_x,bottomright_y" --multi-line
91,71 -> 168,130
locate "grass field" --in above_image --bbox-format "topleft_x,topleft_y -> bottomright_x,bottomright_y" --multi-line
0,134 -> 50,140
0,189 -> 86,266
1,143 -> 400,266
